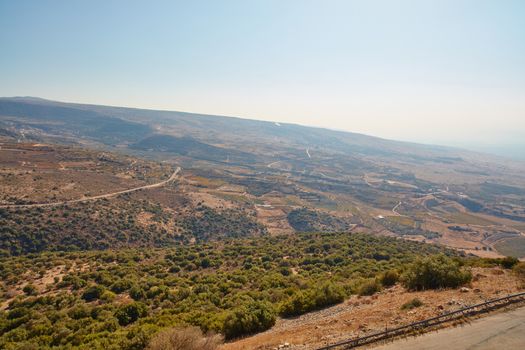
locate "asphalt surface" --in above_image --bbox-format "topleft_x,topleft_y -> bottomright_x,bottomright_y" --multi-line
372,306 -> 525,350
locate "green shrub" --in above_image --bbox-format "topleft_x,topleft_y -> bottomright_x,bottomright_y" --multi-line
380,270 -> 399,287
401,298 -> 423,310
22,284 -> 37,296
402,254 -> 471,291
110,279 -> 133,294
280,282 -> 345,317
358,279 -> 381,296
130,285 -> 146,301
7,307 -> 30,320
100,290 -> 116,302
0,231 -> 453,348
279,291 -> 310,317
82,285 -> 106,302
222,300 -> 276,339
68,304 -> 90,320
500,256 -> 519,269
115,302 -> 148,326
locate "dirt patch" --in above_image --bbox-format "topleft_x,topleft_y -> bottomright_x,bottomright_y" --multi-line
256,206 -> 294,235
189,191 -> 238,210
0,143 -> 171,204
1,265 -> 66,310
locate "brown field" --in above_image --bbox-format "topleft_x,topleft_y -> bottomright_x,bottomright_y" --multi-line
0,143 -> 171,205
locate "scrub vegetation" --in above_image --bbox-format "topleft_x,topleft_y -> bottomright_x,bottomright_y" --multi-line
0,232 -> 455,349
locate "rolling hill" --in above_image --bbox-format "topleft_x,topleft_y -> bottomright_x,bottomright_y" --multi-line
1,96 -> 525,259
1,97 -> 525,350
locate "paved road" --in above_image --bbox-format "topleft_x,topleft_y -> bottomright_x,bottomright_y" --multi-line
0,167 -> 181,209
372,306 -> 525,350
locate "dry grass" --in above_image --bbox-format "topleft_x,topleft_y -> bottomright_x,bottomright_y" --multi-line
386,216 -> 415,226
147,327 -> 223,350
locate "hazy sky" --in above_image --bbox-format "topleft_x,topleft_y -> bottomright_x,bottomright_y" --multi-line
1,0 -> 524,151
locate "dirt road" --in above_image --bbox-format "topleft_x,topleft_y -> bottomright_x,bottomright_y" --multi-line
0,167 -> 181,209
372,306 -> 525,350
392,201 -> 402,215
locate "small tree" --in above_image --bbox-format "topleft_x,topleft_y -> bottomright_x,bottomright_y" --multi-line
82,285 -> 105,302
358,279 -> 381,296
222,300 -> 276,339
402,254 -> 471,291
380,270 -> 399,287
23,284 -> 38,296
500,256 -> 519,269
130,285 -> 146,300
115,302 -> 148,326
279,282 -> 345,317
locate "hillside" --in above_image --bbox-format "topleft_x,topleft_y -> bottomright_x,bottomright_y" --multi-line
0,143 -> 264,255
1,98 -> 525,349
0,232 -> 454,349
1,98 -> 525,258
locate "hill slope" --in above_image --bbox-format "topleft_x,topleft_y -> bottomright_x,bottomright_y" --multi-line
1,97 -> 525,258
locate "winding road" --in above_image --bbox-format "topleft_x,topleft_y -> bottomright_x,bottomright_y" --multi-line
0,167 -> 181,209
392,201 -> 402,215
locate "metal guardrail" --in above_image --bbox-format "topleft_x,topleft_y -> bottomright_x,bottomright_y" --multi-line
316,291 -> 525,350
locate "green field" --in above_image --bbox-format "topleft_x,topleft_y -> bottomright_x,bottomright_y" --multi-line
494,236 -> 525,258
446,212 -> 497,226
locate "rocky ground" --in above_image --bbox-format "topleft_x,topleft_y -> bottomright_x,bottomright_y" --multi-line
220,267 -> 523,350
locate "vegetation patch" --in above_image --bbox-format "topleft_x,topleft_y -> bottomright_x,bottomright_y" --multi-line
0,232 -> 451,349
380,217 -> 441,239
279,283 -> 345,317
287,208 -> 352,232
401,298 -> 423,310
402,254 -> 472,290
180,205 -> 266,240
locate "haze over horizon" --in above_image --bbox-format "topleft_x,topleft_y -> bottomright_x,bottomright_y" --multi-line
1,0 -> 524,158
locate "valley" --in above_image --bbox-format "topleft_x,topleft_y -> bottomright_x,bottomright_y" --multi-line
1,97 -> 524,259
2,2 -> 524,349
1,98 -> 525,349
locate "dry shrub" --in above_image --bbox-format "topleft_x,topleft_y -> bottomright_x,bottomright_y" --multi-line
513,262 -> 525,280
146,326 -> 222,350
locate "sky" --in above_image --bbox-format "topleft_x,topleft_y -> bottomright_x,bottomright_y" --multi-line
1,0 -> 524,156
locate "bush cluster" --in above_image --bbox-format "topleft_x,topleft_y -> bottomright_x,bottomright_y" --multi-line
0,232 -> 453,349
280,283 -> 345,317
401,298 -> 423,310
402,254 -> 471,290
222,300 -> 276,339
